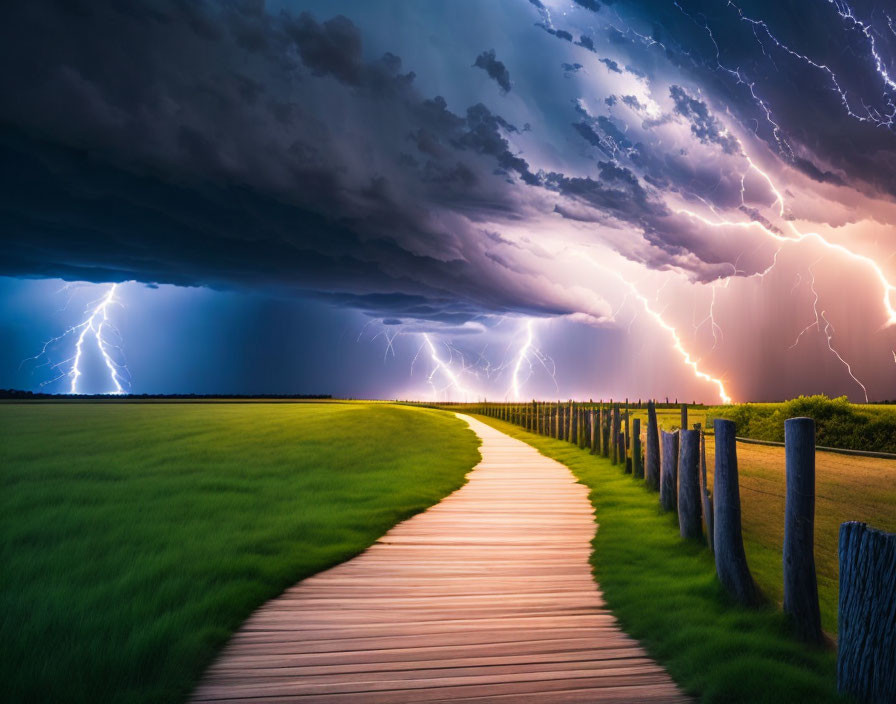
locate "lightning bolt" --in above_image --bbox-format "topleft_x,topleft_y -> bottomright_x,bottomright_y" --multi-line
584,253 -> 732,403
628,282 -> 732,404
675,153 -> 890,398
422,333 -> 476,400
23,283 -> 129,394
694,277 -> 728,350
789,262 -> 870,402
510,319 -> 534,400
508,318 -> 559,400
677,163 -> 896,327
728,0 -> 895,129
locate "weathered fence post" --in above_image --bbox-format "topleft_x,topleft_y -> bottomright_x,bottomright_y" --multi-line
612,405 -> 621,465
660,430 -> 679,511
678,429 -> 702,540
632,418 -> 643,478
609,406 -> 616,464
680,403 -> 688,430
713,419 -> 761,605
601,406 -> 610,458
624,407 -> 632,473
646,401 -> 660,490
578,406 -> 586,449
838,522 -> 896,703
590,409 -> 597,454
783,417 -> 823,644
699,427 -> 713,554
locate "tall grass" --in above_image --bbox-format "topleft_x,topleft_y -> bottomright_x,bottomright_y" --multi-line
0,402 -> 480,703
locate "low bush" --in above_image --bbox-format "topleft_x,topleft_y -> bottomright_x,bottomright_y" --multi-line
707,395 -> 896,453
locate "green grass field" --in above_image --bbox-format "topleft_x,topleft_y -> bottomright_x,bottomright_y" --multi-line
0,402 -> 480,704
703,437 -> 896,634
619,402 -> 896,633
475,415 -> 842,703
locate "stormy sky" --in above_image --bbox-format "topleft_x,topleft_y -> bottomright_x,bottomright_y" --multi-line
2,0 -> 895,401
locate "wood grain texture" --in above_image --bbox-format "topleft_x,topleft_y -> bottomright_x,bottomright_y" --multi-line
193,414 -> 690,703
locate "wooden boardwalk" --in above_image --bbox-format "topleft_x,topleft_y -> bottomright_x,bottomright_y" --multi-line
193,414 -> 689,703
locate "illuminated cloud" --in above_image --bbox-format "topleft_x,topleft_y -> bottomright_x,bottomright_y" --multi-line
0,0 -> 894,400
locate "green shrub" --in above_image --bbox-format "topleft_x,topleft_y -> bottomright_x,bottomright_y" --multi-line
707,396 -> 896,453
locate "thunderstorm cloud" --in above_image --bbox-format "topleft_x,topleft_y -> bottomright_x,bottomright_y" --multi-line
1,0 -> 895,400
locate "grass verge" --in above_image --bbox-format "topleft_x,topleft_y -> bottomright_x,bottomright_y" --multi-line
473,414 -> 842,703
1,402 -> 480,704
614,405 -> 895,633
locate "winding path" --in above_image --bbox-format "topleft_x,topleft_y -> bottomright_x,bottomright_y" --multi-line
193,414 -> 689,703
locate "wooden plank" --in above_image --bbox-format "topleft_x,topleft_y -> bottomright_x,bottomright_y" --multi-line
193,415 -> 690,703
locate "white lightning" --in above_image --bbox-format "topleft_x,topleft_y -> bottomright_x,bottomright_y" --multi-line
23,283 -> 129,394
627,283 -> 732,404
584,253 -> 732,404
789,263 -> 870,402
694,277 -> 728,350
676,156 -> 896,327
422,333 -> 475,400
728,0 -> 896,128
674,150 -> 891,399
506,318 -> 558,400
510,319 -> 535,400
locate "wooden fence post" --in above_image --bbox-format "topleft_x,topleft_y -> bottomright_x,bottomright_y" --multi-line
611,405 -> 620,464
838,522 -> 896,703
624,407 -> 632,473
699,427 -> 713,554
578,406 -> 586,449
783,417 -> 823,644
601,406 -> 610,458
646,401 -> 660,491
632,418 -> 643,478
678,429 -> 702,540
680,404 -> 688,430
590,409 -> 597,454
713,419 -> 761,605
660,430 -> 679,511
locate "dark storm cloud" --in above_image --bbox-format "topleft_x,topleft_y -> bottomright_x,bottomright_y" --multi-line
473,49 -> 512,93
609,0 -> 896,196
5,0 -> 896,331
537,24 -> 573,42
599,58 -> 622,74
0,1 -> 563,323
576,35 -> 596,51
284,13 -> 364,85
572,0 -> 601,12
668,85 -> 740,155
572,122 -> 610,153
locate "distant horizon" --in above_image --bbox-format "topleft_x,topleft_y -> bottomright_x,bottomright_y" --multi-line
3,388 -> 895,406
2,2 -> 895,403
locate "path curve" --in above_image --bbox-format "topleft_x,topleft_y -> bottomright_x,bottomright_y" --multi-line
193,414 -> 689,703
